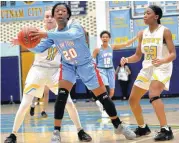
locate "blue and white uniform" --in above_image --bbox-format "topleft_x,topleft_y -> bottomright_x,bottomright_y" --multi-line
30,20 -> 103,90
96,45 -> 115,89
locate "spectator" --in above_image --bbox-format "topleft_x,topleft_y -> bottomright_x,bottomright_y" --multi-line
115,63 -> 131,100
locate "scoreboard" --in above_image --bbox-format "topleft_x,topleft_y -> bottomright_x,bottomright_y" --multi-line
1,1 -> 87,22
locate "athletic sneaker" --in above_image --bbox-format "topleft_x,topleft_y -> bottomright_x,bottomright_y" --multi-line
115,123 -> 136,140
30,107 -> 35,116
134,124 -> 151,137
78,129 -> 92,142
51,130 -> 61,143
4,133 -> 16,143
154,127 -> 174,141
41,111 -> 48,118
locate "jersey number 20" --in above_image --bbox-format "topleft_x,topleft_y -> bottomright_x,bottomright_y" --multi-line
63,48 -> 77,60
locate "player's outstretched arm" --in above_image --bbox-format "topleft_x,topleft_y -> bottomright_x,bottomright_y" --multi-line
30,23 -> 84,41
112,36 -> 138,50
47,24 -> 84,40
29,38 -> 54,53
10,32 -> 53,53
120,31 -> 143,66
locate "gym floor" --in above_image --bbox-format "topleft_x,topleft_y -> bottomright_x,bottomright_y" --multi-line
1,98 -> 179,143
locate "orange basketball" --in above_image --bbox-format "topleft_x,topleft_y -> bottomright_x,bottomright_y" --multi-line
18,26 -> 41,49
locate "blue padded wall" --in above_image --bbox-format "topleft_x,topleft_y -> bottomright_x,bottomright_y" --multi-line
1,56 -> 21,102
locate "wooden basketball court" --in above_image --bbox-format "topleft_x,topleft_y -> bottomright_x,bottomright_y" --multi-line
1,98 -> 179,143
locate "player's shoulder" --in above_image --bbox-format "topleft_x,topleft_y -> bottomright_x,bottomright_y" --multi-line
108,44 -> 113,49
138,30 -> 144,35
136,30 -> 144,40
48,28 -> 56,32
162,25 -> 170,32
68,19 -> 81,27
163,26 -> 172,37
94,47 -> 100,53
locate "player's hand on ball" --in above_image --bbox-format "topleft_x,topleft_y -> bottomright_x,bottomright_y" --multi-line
10,38 -> 19,46
120,57 -> 128,66
152,58 -> 165,67
29,29 -> 47,41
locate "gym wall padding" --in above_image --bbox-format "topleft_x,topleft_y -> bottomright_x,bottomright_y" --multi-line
1,56 -> 21,102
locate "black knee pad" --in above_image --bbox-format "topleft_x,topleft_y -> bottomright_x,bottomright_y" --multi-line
105,85 -> 110,95
54,88 -> 69,119
150,96 -> 160,103
97,92 -> 117,117
92,86 -> 110,101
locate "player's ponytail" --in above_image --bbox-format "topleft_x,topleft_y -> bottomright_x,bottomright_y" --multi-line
148,5 -> 163,24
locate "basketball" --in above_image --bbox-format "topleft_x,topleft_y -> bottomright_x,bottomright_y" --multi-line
18,26 -> 41,49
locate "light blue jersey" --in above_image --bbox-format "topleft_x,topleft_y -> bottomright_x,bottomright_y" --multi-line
30,20 -> 104,90
30,20 -> 92,66
96,46 -> 115,89
96,45 -> 113,68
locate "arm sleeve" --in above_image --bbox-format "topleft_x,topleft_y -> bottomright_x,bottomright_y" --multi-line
28,38 -> 54,53
47,22 -> 84,40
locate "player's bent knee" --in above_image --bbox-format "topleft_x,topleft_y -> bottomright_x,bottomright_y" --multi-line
149,96 -> 160,104
57,88 -> 69,101
97,92 -> 117,117
55,88 -> 69,119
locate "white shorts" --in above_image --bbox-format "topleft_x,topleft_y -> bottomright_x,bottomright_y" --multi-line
24,66 -> 59,98
134,64 -> 173,91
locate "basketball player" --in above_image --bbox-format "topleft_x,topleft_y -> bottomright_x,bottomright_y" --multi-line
4,10 -> 92,143
93,30 -> 138,117
30,86 -> 48,117
120,5 -> 176,141
28,3 -> 136,142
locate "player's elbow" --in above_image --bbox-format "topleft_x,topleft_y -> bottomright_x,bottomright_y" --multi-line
170,49 -> 177,61
135,53 -> 142,61
173,52 -> 177,60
